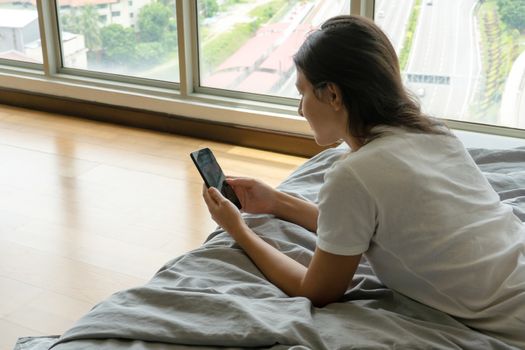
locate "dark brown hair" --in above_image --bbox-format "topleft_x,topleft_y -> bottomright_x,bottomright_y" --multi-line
293,15 -> 449,143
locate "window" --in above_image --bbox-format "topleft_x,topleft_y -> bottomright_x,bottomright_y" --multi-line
197,0 -> 349,98
0,1 -> 43,64
57,0 -> 179,82
375,0 -> 525,129
0,0 -> 523,138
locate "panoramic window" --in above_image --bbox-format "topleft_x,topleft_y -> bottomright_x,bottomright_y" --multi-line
56,0 -> 179,82
0,1 -> 43,64
375,0 -> 525,129
197,0 -> 349,98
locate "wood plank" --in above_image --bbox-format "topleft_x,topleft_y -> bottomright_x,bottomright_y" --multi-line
0,102 -> 308,347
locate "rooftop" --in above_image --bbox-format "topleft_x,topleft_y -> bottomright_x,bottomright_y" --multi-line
0,9 -> 38,28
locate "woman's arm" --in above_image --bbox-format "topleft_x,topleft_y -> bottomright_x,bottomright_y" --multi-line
203,186 -> 361,307
227,177 -> 319,232
273,191 -> 319,232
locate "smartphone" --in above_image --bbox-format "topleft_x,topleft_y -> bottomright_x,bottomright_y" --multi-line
190,148 -> 242,209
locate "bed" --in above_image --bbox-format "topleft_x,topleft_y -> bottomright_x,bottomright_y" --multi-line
14,144 -> 525,350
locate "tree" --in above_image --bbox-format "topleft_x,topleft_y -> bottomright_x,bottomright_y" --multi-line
60,10 -> 81,34
135,42 -> 164,65
79,5 -> 101,51
158,0 -> 176,16
101,24 -> 136,65
497,0 -> 525,32
137,2 -> 171,42
199,0 -> 219,18
59,6 -> 101,51
162,18 -> 178,52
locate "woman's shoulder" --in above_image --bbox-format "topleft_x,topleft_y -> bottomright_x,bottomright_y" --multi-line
337,126 -> 466,177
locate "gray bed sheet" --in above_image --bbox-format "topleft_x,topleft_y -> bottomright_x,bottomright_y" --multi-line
14,146 -> 525,350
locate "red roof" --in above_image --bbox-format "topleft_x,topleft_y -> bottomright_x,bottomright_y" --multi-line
216,23 -> 287,71
236,70 -> 280,94
259,24 -> 312,73
201,69 -> 243,89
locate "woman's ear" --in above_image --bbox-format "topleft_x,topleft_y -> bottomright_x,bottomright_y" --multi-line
326,83 -> 344,112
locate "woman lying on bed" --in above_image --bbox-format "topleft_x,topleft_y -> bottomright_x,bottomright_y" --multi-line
202,15 -> 525,349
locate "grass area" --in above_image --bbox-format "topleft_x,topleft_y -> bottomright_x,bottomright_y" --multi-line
200,0 -> 291,73
201,22 -> 257,72
473,0 -> 524,121
398,0 -> 421,71
219,0 -> 249,12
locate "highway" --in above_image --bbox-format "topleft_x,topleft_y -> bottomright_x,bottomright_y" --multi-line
374,0 -> 414,54
278,0 -> 348,98
405,0 -> 481,120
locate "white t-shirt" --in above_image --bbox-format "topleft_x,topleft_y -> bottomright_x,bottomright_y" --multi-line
316,126 -> 525,348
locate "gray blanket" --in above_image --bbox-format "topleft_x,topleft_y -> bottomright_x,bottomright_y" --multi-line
15,146 -> 525,350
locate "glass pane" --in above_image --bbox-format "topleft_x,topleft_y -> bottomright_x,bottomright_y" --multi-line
57,0 -> 179,82
197,0 -> 348,98
376,0 -> 525,129
0,1 -> 43,64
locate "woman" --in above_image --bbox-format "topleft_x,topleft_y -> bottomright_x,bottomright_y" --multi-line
202,15 -> 525,348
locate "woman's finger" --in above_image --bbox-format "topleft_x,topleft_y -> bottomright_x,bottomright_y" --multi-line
202,185 -> 216,208
208,187 -> 226,204
226,177 -> 253,187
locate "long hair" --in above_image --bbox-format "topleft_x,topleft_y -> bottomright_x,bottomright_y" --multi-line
293,15 -> 449,143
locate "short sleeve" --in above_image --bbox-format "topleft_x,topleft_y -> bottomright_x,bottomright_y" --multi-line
316,164 -> 377,256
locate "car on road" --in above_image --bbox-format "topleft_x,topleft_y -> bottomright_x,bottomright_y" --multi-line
426,0 -> 433,5
416,87 -> 426,97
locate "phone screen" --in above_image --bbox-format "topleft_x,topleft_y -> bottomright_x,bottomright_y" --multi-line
190,148 -> 242,209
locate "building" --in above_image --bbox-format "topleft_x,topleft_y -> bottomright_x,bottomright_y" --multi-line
55,0 -> 151,28
0,7 -> 87,66
0,0 -> 154,28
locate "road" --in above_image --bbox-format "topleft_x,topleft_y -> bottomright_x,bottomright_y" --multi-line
500,51 -> 525,128
374,0 -> 414,54
278,0 -> 349,97
405,0 -> 480,120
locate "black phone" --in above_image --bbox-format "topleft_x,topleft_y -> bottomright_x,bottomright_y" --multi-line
190,148 -> 242,209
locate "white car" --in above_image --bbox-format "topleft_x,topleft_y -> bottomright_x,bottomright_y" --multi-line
416,87 -> 426,97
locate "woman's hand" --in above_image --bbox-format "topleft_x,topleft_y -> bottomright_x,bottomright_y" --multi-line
226,177 -> 278,215
202,185 -> 246,236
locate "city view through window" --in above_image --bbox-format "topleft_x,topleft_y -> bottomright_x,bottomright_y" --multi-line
0,0 -> 43,63
197,0 -> 348,98
57,0 -> 179,82
376,0 -> 525,129
0,0 -> 523,129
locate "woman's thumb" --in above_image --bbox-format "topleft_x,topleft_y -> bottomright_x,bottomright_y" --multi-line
209,187 -> 222,201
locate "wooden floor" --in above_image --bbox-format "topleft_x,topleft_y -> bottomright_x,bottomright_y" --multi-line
0,103 -> 307,350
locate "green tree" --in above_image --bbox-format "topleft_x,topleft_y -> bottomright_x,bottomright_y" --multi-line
497,0 -> 525,32
59,6 -> 101,51
162,18 -> 178,51
101,24 -> 136,65
158,0 -> 176,16
79,5 -> 101,51
135,42 -> 164,65
199,0 -> 219,18
137,2 -> 171,42
60,10 -> 80,34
